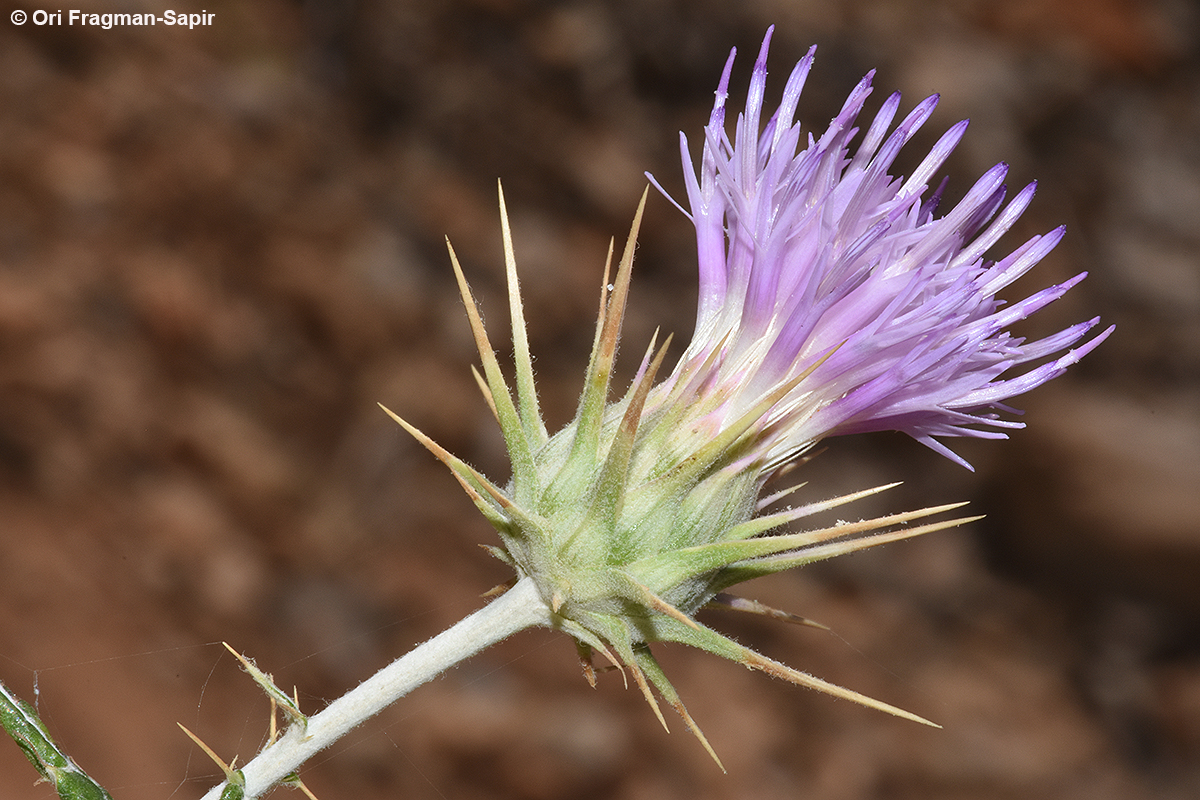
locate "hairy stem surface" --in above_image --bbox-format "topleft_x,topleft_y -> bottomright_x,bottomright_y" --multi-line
199,576 -> 551,800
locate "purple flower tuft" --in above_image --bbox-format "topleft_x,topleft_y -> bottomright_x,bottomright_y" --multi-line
651,27 -> 1113,470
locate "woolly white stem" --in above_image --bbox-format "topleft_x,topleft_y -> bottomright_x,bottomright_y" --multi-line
199,576 -> 552,800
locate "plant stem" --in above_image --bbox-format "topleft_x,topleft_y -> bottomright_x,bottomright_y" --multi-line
199,576 -> 552,800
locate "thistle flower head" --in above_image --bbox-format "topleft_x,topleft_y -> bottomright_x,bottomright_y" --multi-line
383,28 -> 1110,767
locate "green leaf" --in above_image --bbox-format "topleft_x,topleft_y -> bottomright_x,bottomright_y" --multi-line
0,678 -> 114,800
223,644 -> 307,729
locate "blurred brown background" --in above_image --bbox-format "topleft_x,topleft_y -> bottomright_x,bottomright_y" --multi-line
0,1 -> 1197,798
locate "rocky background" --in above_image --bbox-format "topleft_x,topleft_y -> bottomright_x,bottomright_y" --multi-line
0,1 -> 1197,798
